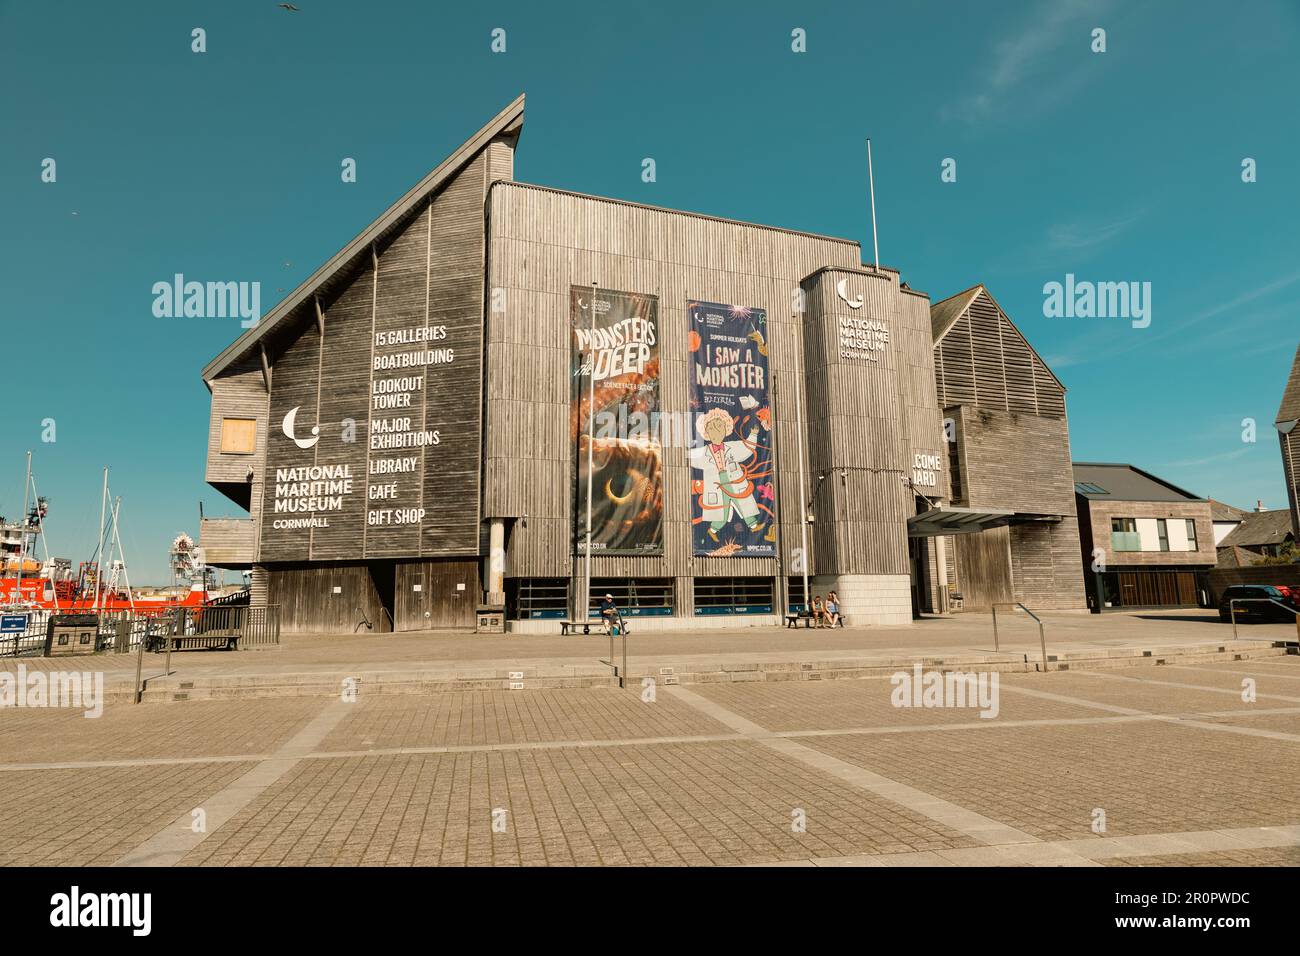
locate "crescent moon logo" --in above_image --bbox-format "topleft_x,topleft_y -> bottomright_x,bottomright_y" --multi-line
282,406 -> 320,449
836,278 -> 864,309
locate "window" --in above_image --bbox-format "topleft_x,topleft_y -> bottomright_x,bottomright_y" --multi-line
220,418 -> 257,455
1185,519 -> 1198,551
694,577 -> 774,615
509,578 -> 569,619
1075,482 -> 1109,495
1110,517 -> 1139,552
1156,518 -> 1169,551
587,579 -> 673,617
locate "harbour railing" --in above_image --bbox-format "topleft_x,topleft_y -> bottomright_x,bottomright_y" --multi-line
1,604 -> 280,657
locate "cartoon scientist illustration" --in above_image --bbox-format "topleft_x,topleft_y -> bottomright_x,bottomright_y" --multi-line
690,407 -> 768,542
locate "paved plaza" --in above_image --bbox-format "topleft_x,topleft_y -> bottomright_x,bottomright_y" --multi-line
1,615 -> 1298,866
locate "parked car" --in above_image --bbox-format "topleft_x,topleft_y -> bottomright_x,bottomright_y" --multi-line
1218,585 -> 1298,622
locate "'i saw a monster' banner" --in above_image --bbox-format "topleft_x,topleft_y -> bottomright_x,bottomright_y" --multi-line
687,300 -> 776,557
570,287 -> 663,555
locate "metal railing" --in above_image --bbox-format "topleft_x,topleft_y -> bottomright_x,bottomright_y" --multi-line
1227,597 -> 1300,641
599,614 -> 628,689
991,602 -> 1050,672
2,605 -> 280,659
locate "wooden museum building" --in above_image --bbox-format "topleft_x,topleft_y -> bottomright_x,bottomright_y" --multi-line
198,95 -> 1087,633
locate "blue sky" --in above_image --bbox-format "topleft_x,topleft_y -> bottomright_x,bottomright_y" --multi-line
2,0 -> 1297,581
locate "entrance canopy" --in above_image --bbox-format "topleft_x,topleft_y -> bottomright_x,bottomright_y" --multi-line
907,506 -> 1015,537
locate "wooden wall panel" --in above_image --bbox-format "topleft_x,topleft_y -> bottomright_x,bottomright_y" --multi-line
266,563 -> 386,635
250,149 -> 490,566
485,183 -> 862,583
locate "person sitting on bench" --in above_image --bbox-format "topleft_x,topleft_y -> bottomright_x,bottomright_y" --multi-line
825,591 -> 842,628
598,593 -> 619,634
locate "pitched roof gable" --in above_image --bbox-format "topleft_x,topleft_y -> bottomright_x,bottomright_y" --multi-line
201,93 -> 525,384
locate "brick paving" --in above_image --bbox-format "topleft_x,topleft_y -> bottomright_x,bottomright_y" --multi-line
1103,847 -> 1300,866
0,762 -> 255,866
177,743 -> 975,867
317,688 -> 731,752
0,698 -> 325,765
802,718 -> 1300,841
692,678 -> 1101,732
0,658 -> 1297,866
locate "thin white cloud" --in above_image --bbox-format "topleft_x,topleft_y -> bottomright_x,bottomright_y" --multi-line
1047,214 -> 1141,251
945,0 -> 1114,126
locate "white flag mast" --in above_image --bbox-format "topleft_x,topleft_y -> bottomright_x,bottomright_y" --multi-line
867,139 -> 880,271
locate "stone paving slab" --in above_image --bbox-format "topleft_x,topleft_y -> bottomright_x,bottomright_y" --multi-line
1103,846 -> 1300,866
176,741 -> 978,867
316,688 -> 732,752
1005,671 -> 1294,714
0,699 -> 325,765
1208,712 -> 1300,735
690,678 -> 1101,732
0,762 -> 256,866
801,719 -> 1300,843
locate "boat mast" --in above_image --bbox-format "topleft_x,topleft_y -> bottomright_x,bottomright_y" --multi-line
109,496 -> 135,612
96,466 -> 108,613
12,450 -> 32,606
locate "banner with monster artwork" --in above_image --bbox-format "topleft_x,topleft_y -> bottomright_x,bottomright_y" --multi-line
687,300 -> 776,557
570,287 -> 663,555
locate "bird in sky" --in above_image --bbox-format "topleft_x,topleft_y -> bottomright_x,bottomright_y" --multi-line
279,3 -> 300,12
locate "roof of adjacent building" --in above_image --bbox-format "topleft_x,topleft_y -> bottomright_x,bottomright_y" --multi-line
1277,341 -> 1300,424
1209,498 -> 1250,522
1071,462 -> 1205,502
1217,508 -> 1296,548
1216,544 -> 1264,568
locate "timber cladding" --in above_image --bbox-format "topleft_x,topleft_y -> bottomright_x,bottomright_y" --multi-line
483,182 -> 866,581
948,404 -> 1076,516
801,269 -> 944,577
934,288 -> 1065,418
252,152 -> 488,563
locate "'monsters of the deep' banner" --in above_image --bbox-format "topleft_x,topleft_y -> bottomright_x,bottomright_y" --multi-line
687,300 -> 776,557
570,287 -> 663,555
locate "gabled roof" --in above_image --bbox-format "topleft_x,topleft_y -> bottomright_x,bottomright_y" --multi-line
1209,498 -> 1249,522
930,283 -> 1066,393
201,93 -> 526,384
929,284 -> 981,341
1218,508 -> 1296,549
1277,341 -> 1300,425
1071,462 -> 1205,502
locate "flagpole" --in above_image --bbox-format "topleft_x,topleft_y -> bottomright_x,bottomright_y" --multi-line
867,139 -> 880,270
583,281 -> 597,624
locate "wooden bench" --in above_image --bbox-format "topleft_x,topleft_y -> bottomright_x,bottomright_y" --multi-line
560,620 -> 595,636
784,613 -> 813,629
150,631 -> 239,651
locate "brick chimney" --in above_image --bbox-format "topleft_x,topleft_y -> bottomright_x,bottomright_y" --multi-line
1256,499 -> 1267,512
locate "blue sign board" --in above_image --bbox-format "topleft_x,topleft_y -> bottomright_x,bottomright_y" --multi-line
0,613 -> 29,634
